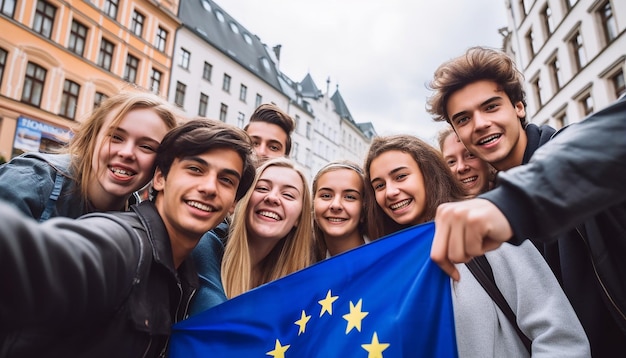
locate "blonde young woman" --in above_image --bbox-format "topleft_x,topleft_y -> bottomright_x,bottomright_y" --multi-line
221,157 -> 313,298
0,90 -> 178,220
312,160 -> 368,261
438,127 -> 495,197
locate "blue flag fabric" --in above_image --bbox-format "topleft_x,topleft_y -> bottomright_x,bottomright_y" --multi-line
170,222 -> 457,357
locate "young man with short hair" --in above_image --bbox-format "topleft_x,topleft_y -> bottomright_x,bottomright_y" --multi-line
244,103 -> 295,163
0,119 -> 256,357
426,46 -> 626,357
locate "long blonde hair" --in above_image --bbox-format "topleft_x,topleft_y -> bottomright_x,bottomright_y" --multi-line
69,90 -> 178,204
221,157 -> 313,298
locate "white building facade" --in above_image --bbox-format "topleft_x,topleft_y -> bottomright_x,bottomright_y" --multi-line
503,0 -> 625,127
169,0 -> 375,182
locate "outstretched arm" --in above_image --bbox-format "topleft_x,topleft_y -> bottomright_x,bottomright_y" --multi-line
431,96 -> 626,279
0,202 -> 141,325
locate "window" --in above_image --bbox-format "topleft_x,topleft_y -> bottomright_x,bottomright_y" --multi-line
179,48 -> 190,70
155,27 -> 168,52
610,70 -> 625,99
124,54 -> 139,83
541,5 -> 554,36
579,93 -> 594,116
1,0 -> 16,17
60,80 -> 80,119
563,0 -> 578,11
255,93 -> 262,107
131,10 -> 145,37
21,62 -> 47,107
292,142 -> 299,162
222,74 -> 231,92
237,112 -> 245,128
518,0 -> 527,21
104,0 -> 118,19
150,68 -> 161,94
294,114 -> 300,133
0,48 -> 6,86
555,111 -> 568,129
68,20 -> 88,56
98,38 -> 114,70
597,2 -> 618,44
525,29 -> 535,58
174,81 -> 186,107
239,84 -> 247,102
94,91 -> 108,108
306,121 -> 312,139
549,57 -> 562,92
33,0 -> 56,39
198,93 -> 209,116
219,103 -> 228,122
569,31 -> 586,71
202,61 -> 212,81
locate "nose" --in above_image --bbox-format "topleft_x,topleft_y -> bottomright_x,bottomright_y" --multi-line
473,111 -> 491,130
264,190 -> 280,205
329,196 -> 342,211
256,143 -> 268,157
198,174 -> 218,197
456,158 -> 470,174
118,141 -> 136,160
385,182 -> 400,198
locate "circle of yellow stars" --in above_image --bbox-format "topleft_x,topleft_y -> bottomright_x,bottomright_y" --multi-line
265,289 -> 390,358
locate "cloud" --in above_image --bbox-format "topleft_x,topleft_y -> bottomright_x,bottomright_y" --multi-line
218,0 -> 507,145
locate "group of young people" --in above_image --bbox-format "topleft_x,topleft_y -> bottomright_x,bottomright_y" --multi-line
0,45 -> 623,357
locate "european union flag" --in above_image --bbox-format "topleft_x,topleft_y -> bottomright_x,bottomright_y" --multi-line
170,222 -> 457,357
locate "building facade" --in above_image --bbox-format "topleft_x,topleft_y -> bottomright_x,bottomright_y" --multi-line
171,0 -> 375,181
503,0 -> 625,127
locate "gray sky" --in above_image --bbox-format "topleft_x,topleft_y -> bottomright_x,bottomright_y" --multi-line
217,0 -> 508,145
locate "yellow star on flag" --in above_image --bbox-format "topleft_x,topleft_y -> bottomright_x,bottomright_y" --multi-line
294,310 -> 311,335
318,289 -> 338,317
266,339 -> 290,358
362,332 -> 390,358
342,299 -> 369,334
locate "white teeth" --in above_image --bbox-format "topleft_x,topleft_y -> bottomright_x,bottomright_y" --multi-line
110,167 -> 135,177
461,176 -> 477,183
390,199 -> 410,210
328,218 -> 346,222
478,134 -> 500,145
187,201 -> 214,212
259,211 -> 280,220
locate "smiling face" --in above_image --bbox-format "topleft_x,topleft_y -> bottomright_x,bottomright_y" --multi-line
246,121 -> 288,164
88,107 -> 170,210
446,80 -> 527,171
152,147 -> 243,244
246,165 -> 304,245
369,150 -> 427,226
314,168 -> 364,242
442,132 -> 491,197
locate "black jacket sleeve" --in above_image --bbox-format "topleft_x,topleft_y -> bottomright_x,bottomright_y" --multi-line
0,202 -> 141,326
480,96 -> 626,242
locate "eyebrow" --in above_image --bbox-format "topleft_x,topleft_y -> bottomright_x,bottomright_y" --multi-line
112,126 -> 162,144
450,96 -> 502,122
258,178 -> 301,194
370,166 -> 407,184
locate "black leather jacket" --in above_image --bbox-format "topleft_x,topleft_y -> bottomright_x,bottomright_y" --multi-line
482,96 -> 626,356
0,201 -> 198,358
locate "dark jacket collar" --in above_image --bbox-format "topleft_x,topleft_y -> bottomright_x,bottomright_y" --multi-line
522,123 -> 557,164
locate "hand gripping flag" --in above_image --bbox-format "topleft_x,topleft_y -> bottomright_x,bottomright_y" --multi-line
170,222 -> 457,357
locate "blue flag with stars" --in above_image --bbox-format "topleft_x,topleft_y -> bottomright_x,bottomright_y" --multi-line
169,222 -> 457,357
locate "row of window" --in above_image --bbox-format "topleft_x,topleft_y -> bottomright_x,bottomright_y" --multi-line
524,1 -> 617,63
177,48 -> 265,107
0,46 -> 110,119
